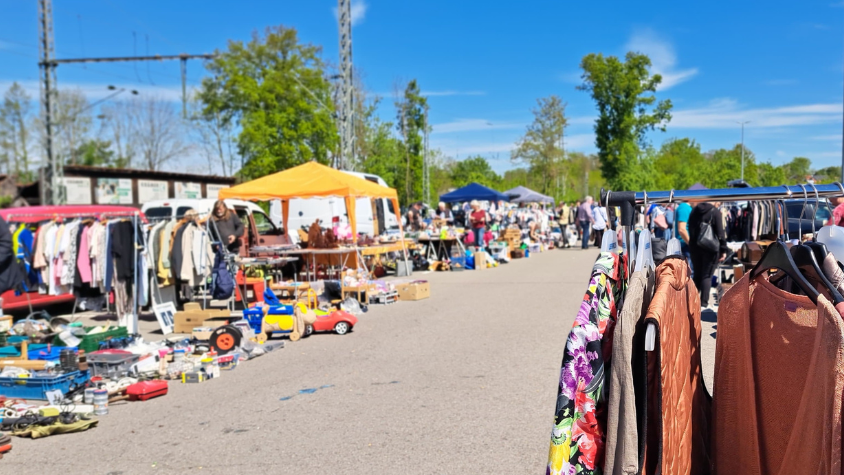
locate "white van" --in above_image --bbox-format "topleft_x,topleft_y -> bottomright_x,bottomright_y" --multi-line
141,198 -> 293,254
270,171 -> 399,236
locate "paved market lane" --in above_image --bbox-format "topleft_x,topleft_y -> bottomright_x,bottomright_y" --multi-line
6,248 -> 716,474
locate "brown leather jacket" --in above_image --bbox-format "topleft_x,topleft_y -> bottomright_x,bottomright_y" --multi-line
641,257 -> 712,475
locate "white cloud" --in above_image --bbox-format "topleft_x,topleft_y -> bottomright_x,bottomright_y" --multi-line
432,118 -> 521,134
565,133 -> 596,149
811,134 -> 842,141
625,29 -> 698,90
669,98 -> 842,129
333,0 -> 368,27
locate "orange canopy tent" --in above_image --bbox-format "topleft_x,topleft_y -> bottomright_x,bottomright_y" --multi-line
218,161 -> 403,242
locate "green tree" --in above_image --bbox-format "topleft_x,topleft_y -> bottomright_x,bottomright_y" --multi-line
703,145 -> 760,188
579,52 -> 672,191
814,166 -> 841,183
198,26 -> 337,179
450,155 -> 501,189
511,95 -> 568,196
652,138 -> 707,190
395,80 -> 427,205
0,82 -> 33,180
757,161 -> 787,186
783,157 -> 812,182
75,139 -> 117,167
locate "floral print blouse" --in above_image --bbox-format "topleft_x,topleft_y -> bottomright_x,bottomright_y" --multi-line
548,252 -> 622,475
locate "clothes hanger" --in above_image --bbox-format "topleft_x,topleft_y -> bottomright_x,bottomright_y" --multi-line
787,185 -> 843,303
750,192 -> 820,305
636,191 -> 658,352
805,183 -> 830,262
600,192 -> 618,252
666,189 -> 682,256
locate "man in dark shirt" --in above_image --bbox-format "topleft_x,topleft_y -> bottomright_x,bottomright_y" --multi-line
577,196 -> 595,250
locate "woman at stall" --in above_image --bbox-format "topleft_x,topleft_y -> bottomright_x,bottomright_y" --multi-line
688,199 -> 727,310
469,200 -> 487,249
211,200 -> 245,253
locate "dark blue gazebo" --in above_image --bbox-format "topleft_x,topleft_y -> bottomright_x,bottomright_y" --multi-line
439,183 -> 510,203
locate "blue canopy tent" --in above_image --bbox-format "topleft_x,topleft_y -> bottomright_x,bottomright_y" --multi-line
504,185 -> 555,204
439,182 -> 510,203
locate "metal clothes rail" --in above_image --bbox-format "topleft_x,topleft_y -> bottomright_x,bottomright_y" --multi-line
4,211 -> 143,333
601,183 -> 844,207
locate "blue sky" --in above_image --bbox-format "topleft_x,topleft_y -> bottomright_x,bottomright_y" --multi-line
2,0 -> 843,175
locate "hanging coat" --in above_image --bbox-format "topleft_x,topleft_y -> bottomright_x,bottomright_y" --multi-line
641,257 -> 711,475
0,217 -> 24,295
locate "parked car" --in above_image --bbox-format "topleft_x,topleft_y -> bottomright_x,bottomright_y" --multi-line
785,199 -> 832,237
141,198 -> 292,256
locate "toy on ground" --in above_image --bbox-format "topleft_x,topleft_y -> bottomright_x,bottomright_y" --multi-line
244,289 -> 317,343
310,309 -> 358,335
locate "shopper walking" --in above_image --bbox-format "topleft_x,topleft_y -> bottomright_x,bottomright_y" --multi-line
688,200 -> 727,309
674,200 -> 693,276
211,200 -> 245,254
577,196 -> 595,250
592,202 -> 608,247
469,200 -> 487,249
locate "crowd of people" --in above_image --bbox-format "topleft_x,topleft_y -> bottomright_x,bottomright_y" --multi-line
402,194 -> 735,312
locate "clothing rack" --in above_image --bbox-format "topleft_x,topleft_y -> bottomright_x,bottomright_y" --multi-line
601,183 -> 844,283
4,210 -> 143,334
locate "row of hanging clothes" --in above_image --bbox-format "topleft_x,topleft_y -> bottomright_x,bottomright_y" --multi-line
147,214 -> 214,305
547,184 -> 844,475
6,214 -> 144,323
722,200 -> 788,243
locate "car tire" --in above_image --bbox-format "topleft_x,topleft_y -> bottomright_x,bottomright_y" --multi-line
304,324 -> 314,337
334,321 -> 350,335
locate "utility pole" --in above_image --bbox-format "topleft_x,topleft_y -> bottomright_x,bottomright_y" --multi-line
737,120 -> 750,181
38,0 -> 59,206
423,104 -> 430,206
36,1 -> 215,204
337,0 -> 354,170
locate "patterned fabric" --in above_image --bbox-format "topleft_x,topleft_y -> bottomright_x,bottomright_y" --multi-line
548,252 -> 622,475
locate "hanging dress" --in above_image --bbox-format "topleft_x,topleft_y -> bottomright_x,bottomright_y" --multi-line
548,252 -> 623,475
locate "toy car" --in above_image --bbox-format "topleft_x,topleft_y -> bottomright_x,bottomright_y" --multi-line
308,309 -> 358,335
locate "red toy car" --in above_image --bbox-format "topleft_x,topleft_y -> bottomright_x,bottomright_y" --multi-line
308,309 -> 358,336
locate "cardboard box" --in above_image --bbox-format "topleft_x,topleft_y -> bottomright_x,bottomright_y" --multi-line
473,251 -> 487,270
397,281 -> 430,301
174,309 -> 231,334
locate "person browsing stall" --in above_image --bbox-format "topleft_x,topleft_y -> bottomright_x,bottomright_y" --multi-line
577,196 -> 595,250
435,202 -> 454,224
469,200 -> 487,248
211,200 -> 245,253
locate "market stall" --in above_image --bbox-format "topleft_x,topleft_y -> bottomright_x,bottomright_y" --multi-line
439,182 -> 510,204
503,186 -> 555,204
219,162 -> 409,277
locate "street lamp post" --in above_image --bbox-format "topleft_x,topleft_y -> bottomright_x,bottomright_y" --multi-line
737,121 -> 750,181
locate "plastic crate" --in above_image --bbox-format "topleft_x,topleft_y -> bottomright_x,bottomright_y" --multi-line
0,346 -> 19,357
0,370 -> 90,400
54,326 -> 128,353
28,346 -> 75,362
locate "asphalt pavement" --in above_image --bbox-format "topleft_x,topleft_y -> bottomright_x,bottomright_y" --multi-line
4,248 -> 717,474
